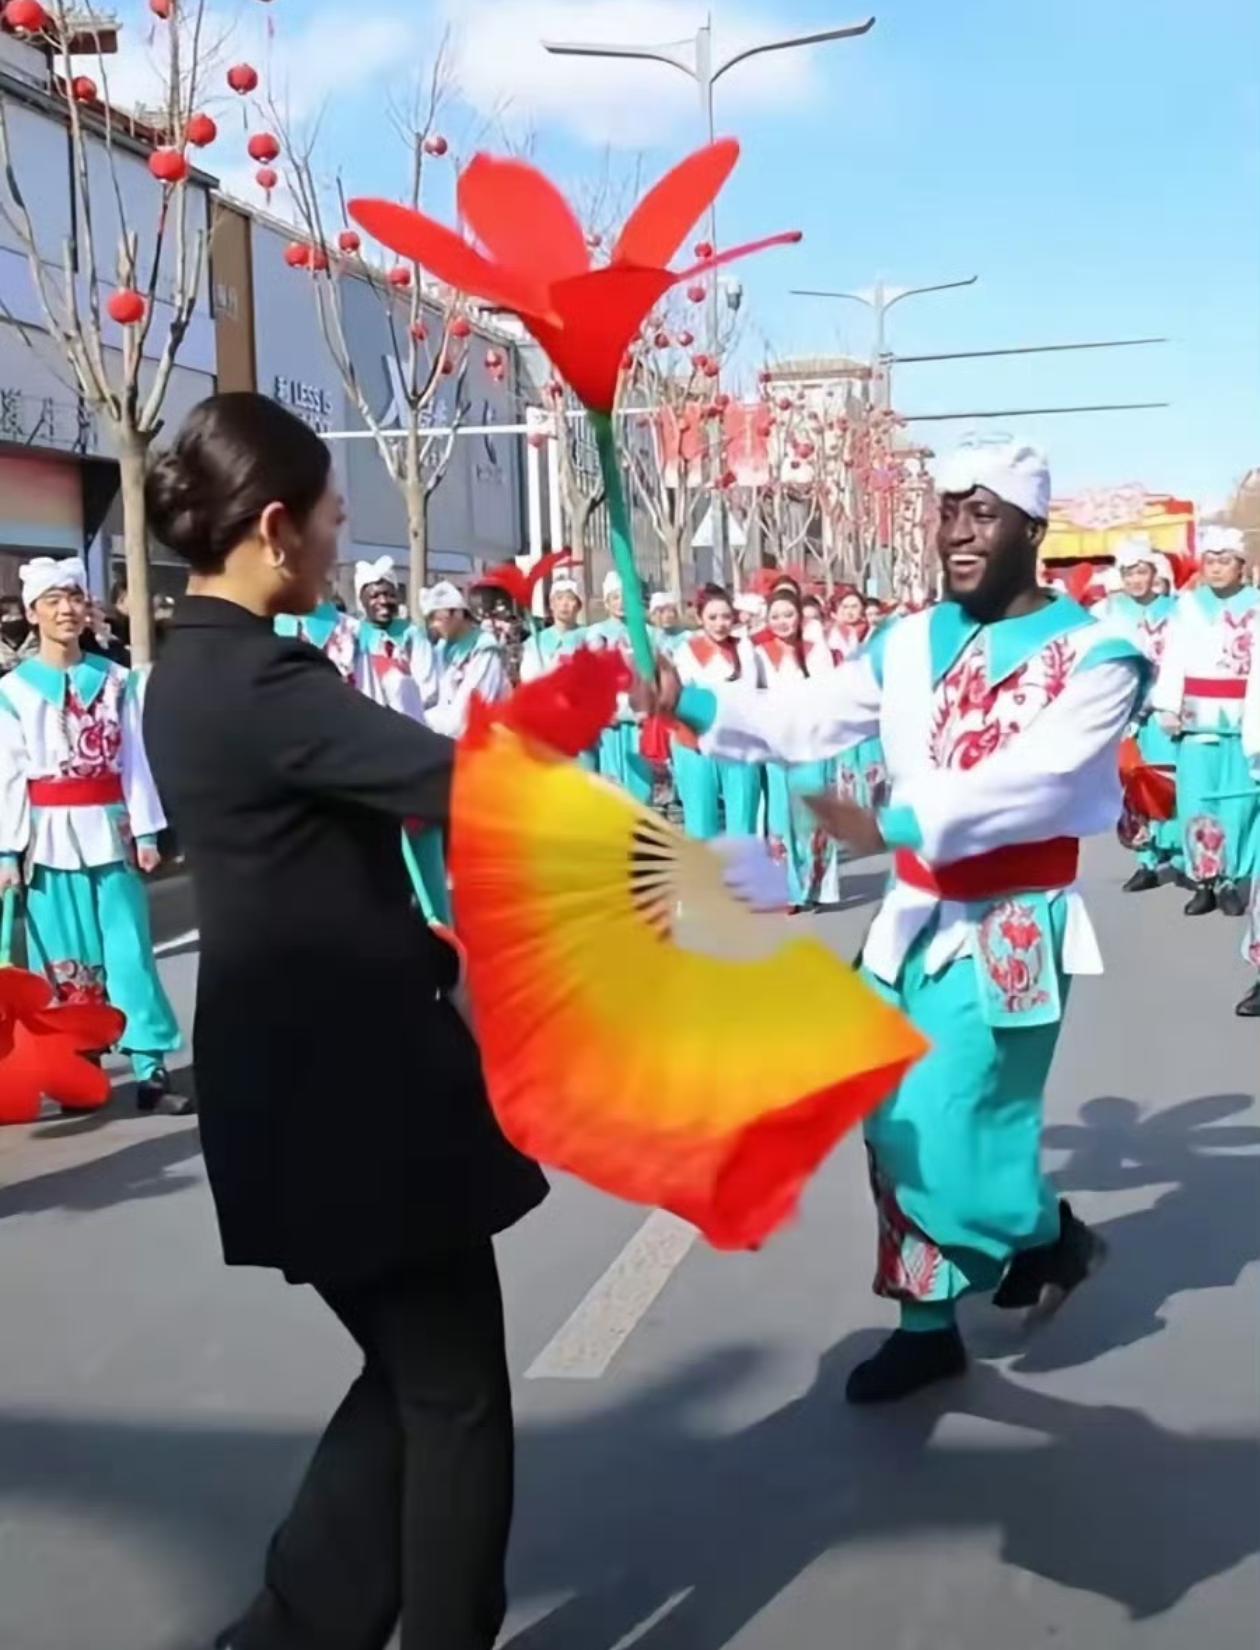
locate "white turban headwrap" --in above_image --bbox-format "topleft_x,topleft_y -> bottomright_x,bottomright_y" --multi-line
649,591 -> 680,613
1200,525 -> 1246,560
734,592 -> 766,618
550,577 -> 582,601
602,569 -> 622,599
21,556 -> 87,607
422,580 -> 469,616
1113,534 -> 1158,572
355,555 -> 396,597
935,439 -> 1051,521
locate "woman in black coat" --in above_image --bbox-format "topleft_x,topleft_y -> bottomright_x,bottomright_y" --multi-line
143,392 -> 546,1650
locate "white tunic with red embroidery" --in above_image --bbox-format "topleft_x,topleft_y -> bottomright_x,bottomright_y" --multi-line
1150,586 -> 1259,735
0,655 -> 165,870
690,598 -> 1145,986
755,635 -> 834,686
674,633 -> 762,689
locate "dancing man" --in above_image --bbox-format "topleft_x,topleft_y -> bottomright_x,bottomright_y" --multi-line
354,556 -> 438,714
0,558 -> 183,1112
1151,526 -> 1259,917
646,441 -> 1140,1403
424,581 -> 509,738
1099,535 -> 1182,891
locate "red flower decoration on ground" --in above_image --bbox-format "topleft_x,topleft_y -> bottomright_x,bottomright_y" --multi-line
349,140 -> 800,412
0,967 -> 124,1124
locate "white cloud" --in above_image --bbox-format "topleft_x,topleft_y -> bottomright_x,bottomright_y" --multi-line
439,0 -> 824,147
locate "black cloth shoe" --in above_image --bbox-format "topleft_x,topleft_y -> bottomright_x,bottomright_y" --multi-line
1217,880 -> 1247,917
992,1199 -> 1107,1318
1123,866 -> 1160,893
1183,884 -> 1217,916
136,1071 -> 196,1117
1235,983 -> 1260,1018
845,1327 -> 967,1405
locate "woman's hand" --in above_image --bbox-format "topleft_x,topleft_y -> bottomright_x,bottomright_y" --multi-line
803,795 -> 887,859
629,657 -> 682,720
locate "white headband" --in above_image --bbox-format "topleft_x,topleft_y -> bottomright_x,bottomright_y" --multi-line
602,570 -> 622,598
936,439 -> 1051,521
22,556 -> 87,607
649,591 -> 680,613
1200,525 -> 1246,560
422,580 -> 469,615
550,578 -> 581,601
1113,535 -> 1158,572
356,555 -> 396,597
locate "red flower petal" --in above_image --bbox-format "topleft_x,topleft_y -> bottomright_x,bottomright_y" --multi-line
613,139 -> 739,269
473,566 -> 532,607
526,549 -> 577,599
457,154 -> 589,286
347,199 -> 555,320
528,267 -> 674,410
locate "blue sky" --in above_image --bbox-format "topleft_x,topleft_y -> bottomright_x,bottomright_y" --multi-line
114,0 -> 1260,507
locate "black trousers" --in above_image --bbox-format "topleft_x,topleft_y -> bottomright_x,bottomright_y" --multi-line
234,1243 -> 514,1650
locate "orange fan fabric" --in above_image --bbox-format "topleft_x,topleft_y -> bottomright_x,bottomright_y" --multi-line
1119,735 -> 1177,822
451,655 -> 927,1249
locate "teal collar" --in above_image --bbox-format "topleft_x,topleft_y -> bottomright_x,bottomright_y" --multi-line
361,617 -> 410,650
1193,585 -> 1259,621
1111,592 -> 1173,624
302,602 -> 344,651
442,625 -> 485,664
15,652 -> 111,709
929,595 -> 1094,688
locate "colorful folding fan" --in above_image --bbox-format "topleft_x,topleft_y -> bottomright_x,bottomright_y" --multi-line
451,653 -> 927,1249
1119,736 -> 1176,822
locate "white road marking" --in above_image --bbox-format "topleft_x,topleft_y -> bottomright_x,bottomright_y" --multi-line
525,1209 -> 698,1380
154,928 -> 199,956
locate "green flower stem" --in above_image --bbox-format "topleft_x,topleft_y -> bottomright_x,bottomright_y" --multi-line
591,408 -> 656,679
0,886 -> 13,970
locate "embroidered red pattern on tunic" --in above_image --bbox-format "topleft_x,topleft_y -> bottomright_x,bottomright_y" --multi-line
60,681 -> 124,781
1186,814 -> 1226,882
49,959 -> 109,1007
1216,610 -> 1255,677
868,1149 -> 946,1301
929,633 -> 1079,772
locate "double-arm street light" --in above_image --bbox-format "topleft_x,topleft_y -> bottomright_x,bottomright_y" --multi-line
543,15 -> 877,581
792,277 -> 980,408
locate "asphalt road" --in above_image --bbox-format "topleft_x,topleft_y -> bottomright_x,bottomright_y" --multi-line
0,840 -> 1257,1650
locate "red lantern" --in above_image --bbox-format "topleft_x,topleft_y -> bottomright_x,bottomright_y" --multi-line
148,148 -> 189,185
485,348 -> 503,370
653,331 -> 670,350
694,240 -> 713,259
758,369 -> 773,385
703,358 -> 720,379
450,315 -> 472,339
338,229 -> 361,254
777,397 -> 793,412
149,0 -> 172,17
423,134 -> 449,157
3,2 -> 48,33
107,289 -> 146,325
686,283 -> 706,304
247,132 -> 280,165
677,329 -> 694,347
410,320 -> 428,342
387,265 -> 411,288
309,247 -> 329,272
255,166 -> 277,192
719,469 -> 736,490
227,63 -> 259,95
715,392 -> 730,410
440,354 -> 455,376
691,352 -> 709,372
186,113 -> 216,147
528,433 -> 546,450
284,242 -> 311,269
70,76 -> 97,103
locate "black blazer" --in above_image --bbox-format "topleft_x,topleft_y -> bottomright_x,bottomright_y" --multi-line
145,596 -> 546,1284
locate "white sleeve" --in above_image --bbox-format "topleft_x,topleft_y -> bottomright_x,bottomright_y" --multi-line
1149,611 -> 1186,717
0,696 -> 30,858
410,629 -> 440,708
121,669 -> 167,840
673,641 -> 700,685
518,636 -> 548,684
696,652 -> 882,765
892,659 -> 1142,865
428,646 -> 509,738
1242,666 -> 1260,765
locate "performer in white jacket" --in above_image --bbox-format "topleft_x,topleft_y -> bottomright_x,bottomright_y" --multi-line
1238,662 -> 1260,1016
647,441 -> 1141,1403
354,555 -> 438,715
671,587 -> 762,840
0,558 -> 182,1111
424,581 -> 509,738
1151,526 -> 1259,916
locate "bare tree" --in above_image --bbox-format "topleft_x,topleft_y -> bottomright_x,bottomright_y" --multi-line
275,41 -> 472,615
0,2 -> 214,662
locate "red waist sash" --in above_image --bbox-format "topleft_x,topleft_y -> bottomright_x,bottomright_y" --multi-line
895,836 -> 1080,901
29,775 -> 124,808
1185,677 -> 1246,700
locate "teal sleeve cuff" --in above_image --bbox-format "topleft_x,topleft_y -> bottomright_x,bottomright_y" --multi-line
0,852 -> 19,866
676,684 -> 717,735
878,804 -> 923,851
137,834 -> 158,852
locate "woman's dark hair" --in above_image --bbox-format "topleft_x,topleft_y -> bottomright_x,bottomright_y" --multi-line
697,583 -> 741,679
697,582 -> 733,614
145,392 -> 332,574
767,587 -> 810,676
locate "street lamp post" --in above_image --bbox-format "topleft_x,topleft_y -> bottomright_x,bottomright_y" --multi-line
792,276 -> 980,408
544,14 -> 876,584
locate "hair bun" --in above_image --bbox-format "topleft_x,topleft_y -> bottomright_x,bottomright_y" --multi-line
144,447 -> 207,558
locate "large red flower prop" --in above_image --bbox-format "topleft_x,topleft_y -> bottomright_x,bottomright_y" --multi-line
472,549 -> 575,611
0,968 -> 124,1124
350,140 -> 801,412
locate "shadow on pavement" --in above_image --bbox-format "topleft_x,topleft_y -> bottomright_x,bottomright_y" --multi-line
0,1125 -> 202,1219
0,1337 -> 1255,1649
1003,1092 -> 1260,1375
